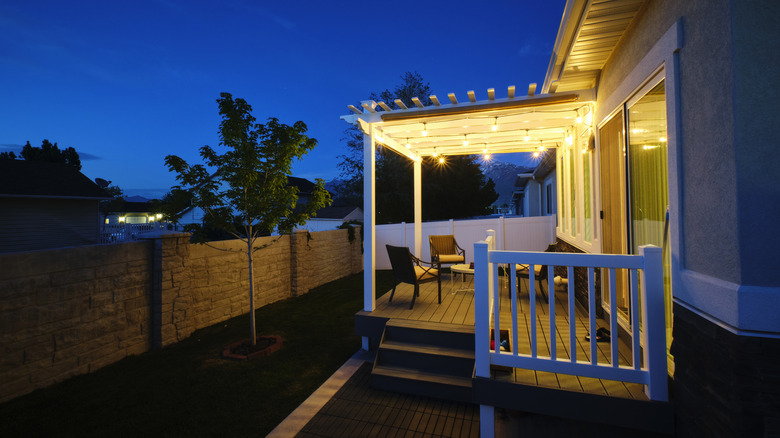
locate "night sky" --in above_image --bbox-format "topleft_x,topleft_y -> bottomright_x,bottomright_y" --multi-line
1,0 -> 566,199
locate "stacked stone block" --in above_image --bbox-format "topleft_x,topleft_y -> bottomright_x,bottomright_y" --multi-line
0,227 -> 362,402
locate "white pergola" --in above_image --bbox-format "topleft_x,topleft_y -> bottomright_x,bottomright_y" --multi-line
341,85 -> 594,312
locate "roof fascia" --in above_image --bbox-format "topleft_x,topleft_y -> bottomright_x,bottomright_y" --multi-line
542,0 -> 590,93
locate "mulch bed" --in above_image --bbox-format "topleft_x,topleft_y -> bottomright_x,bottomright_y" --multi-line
222,335 -> 283,361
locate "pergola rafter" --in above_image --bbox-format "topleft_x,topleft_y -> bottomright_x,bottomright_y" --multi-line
341,86 -> 595,316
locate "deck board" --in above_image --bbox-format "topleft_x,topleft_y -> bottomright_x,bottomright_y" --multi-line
369,272 -> 648,401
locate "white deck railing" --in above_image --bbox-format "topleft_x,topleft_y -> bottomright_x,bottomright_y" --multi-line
473,230 -> 668,401
101,223 -> 167,244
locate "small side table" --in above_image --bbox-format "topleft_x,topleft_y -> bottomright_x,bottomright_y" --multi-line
450,263 -> 475,293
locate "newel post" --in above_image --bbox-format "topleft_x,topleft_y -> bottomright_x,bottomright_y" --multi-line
639,245 -> 668,401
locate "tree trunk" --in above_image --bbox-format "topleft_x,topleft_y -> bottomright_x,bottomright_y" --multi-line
248,239 -> 256,345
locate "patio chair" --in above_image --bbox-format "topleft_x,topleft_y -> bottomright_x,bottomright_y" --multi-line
516,263 -> 549,302
429,235 -> 466,273
386,245 -> 441,309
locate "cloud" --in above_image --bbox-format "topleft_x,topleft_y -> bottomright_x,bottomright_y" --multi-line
0,143 -> 23,153
79,152 -> 102,160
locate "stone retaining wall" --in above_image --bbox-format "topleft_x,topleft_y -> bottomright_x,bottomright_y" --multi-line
0,228 -> 362,402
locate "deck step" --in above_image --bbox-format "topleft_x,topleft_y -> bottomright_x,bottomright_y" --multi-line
372,364 -> 473,403
372,319 -> 476,403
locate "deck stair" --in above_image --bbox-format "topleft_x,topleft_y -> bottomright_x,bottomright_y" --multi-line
371,319 -> 475,403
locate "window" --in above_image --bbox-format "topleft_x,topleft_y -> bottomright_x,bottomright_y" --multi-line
546,183 -> 553,215
583,146 -> 592,243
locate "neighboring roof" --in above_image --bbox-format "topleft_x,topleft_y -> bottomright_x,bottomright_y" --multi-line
313,206 -> 362,220
543,0 -> 646,93
108,201 -> 152,214
513,149 -> 558,189
0,160 -> 110,199
124,195 -> 150,202
287,176 -> 317,196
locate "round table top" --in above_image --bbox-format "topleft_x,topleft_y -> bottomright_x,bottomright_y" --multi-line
450,264 -> 474,274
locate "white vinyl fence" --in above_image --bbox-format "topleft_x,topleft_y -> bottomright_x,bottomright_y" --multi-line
101,223 -> 167,244
374,215 -> 555,269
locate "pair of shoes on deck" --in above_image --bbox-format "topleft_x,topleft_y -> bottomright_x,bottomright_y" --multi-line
584,327 -> 611,343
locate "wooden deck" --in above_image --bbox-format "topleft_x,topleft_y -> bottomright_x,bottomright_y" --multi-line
366,271 -> 648,402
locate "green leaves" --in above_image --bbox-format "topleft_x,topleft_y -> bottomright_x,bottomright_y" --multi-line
165,93 -> 332,244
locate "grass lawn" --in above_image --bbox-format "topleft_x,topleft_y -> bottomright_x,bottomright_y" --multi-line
0,270 -> 395,437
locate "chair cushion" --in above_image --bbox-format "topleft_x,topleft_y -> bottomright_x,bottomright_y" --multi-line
517,264 -> 544,274
415,266 -> 439,281
438,255 -> 465,263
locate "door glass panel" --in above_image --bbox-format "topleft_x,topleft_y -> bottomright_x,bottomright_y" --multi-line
626,80 -> 672,354
599,111 -> 628,313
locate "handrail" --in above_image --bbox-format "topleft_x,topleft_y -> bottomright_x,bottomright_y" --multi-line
474,233 -> 667,401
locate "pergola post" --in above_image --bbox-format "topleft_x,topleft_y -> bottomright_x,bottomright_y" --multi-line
413,158 -> 422,258
363,125 -> 376,313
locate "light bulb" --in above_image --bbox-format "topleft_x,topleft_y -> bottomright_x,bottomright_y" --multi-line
484,154 -> 491,160
576,116 -> 583,124
432,150 -> 438,157
492,118 -> 498,131
422,123 -> 427,136
524,130 -> 530,142
565,135 -> 573,145
406,139 -> 411,149
439,157 -> 445,164
533,151 -> 540,158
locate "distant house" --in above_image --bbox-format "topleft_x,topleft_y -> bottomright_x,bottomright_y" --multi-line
296,206 -> 362,233
511,149 -> 557,217
0,160 -> 110,253
178,175 -> 330,231
104,196 -> 161,225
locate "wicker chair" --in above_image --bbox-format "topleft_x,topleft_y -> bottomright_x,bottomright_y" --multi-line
428,235 -> 466,273
386,245 -> 441,309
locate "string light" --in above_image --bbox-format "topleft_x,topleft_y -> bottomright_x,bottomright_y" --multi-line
524,130 -> 530,142
422,123 -> 427,136
432,148 -> 438,157
492,117 -> 498,131
406,138 -> 411,149
439,156 -> 445,164
575,109 -> 583,124
463,135 -> 468,147
565,130 -> 573,146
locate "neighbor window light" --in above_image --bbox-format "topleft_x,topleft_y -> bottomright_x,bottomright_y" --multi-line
119,216 -> 125,223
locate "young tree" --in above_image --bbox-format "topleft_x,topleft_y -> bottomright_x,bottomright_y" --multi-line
165,93 -> 331,346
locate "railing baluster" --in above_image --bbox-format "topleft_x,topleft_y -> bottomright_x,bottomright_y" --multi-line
529,262 -> 537,359
493,261 -> 500,354
510,264 -> 518,357
631,267 -> 641,370
588,267 -> 597,366
548,264 -> 556,361
567,265 -> 576,364
609,268 -> 619,368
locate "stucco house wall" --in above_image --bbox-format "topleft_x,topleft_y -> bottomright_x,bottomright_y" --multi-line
591,0 -> 780,435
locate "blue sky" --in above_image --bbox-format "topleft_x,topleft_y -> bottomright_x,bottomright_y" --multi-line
0,0 -> 565,199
